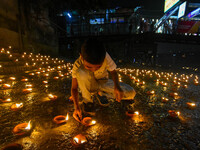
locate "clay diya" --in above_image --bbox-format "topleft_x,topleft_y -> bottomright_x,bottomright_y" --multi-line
13,121 -> 31,135
53,76 -> 59,80
146,90 -> 155,95
126,111 -> 139,117
169,92 -> 179,99
81,117 -> 96,127
53,114 -> 69,124
194,81 -> 199,86
71,134 -> 87,146
139,81 -> 145,85
168,110 -> 180,118
26,84 -> 32,88
9,77 -> 16,81
2,84 -> 11,89
29,73 -> 35,76
48,94 -> 57,100
2,143 -> 23,150
183,84 -> 188,88
11,103 -> 23,111
43,80 -> 48,84
162,97 -> 169,103
186,102 -> 196,109
21,78 -> 28,82
0,98 -> 12,103
22,88 -> 32,94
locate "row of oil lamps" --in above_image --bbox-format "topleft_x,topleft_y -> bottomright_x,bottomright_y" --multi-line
118,68 -> 198,117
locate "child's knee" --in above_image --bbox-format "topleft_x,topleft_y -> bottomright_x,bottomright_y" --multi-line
125,88 -> 136,99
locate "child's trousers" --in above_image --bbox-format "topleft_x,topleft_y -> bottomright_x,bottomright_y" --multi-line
76,67 -> 136,103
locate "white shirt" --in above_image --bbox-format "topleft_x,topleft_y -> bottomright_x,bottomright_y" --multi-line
72,52 -> 116,79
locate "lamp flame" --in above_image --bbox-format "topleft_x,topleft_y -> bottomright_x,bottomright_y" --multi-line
25,120 -> 31,130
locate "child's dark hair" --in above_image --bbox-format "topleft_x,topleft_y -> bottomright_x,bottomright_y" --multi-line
81,38 -> 106,64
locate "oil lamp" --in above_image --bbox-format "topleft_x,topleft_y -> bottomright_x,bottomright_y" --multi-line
53,114 -> 69,124
29,73 -> 35,76
71,134 -> 87,146
168,110 -> 180,118
11,103 -> 23,111
146,90 -> 155,95
21,78 -> 28,82
186,102 -> 196,109
0,98 -> 12,103
169,92 -> 179,99
43,80 -> 48,84
3,84 -> 11,89
13,120 -> 31,135
162,97 -> 169,103
48,94 -> 57,100
126,111 -> 139,117
81,117 -> 96,127
23,88 -> 32,94
53,76 -> 59,80
9,77 -> 16,81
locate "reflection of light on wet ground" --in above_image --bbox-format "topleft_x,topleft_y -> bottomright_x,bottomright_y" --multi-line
132,115 -> 144,124
26,93 -> 36,103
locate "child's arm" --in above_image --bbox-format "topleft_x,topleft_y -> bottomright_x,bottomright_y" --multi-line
109,70 -> 124,102
71,78 -> 82,121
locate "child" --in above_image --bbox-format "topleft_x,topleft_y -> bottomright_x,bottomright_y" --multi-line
71,38 -> 136,121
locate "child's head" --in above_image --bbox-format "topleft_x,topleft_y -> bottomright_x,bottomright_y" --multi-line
81,38 -> 106,72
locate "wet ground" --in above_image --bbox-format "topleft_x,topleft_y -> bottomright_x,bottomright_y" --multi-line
0,50 -> 200,150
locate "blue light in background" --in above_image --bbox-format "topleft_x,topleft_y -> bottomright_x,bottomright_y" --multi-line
67,13 -> 72,18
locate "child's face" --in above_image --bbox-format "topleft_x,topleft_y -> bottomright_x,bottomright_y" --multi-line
83,59 -> 102,72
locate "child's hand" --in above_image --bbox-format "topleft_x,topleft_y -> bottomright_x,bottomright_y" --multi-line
114,86 -> 124,102
73,108 -> 82,122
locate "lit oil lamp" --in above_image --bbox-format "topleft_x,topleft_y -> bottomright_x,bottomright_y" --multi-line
194,80 -> 199,86
146,90 -> 155,95
183,84 -> 188,88
48,94 -> 57,101
162,97 -> 169,103
186,102 -> 196,109
29,73 -> 35,76
11,103 -> 23,111
22,88 -> 32,94
0,98 -> 12,103
43,80 -> 48,84
53,76 -> 59,80
9,77 -> 16,81
168,110 -> 180,118
53,114 -> 69,124
59,74 -> 64,77
44,73 -> 49,77
139,81 -> 145,85
3,84 -> 11,89
35,71 -> 40,75
21,78 -> 28,82
126,111 -> 139,117
13,120 -> 31,135
169,92 -> 179,99
26,84 -> 32,88
71,134 -> 87,146
81,117 -> 96,127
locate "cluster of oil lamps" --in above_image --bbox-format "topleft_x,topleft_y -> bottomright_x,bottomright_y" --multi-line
0,47 -> 94,147
1,47 -> 199,148
118,68 -> 198,118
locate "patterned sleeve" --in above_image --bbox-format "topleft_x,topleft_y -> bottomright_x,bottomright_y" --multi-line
106,52 -> 117,71
72,58 -> 81,78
